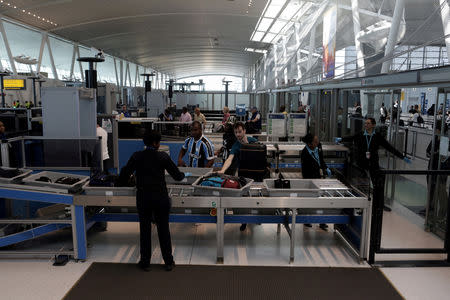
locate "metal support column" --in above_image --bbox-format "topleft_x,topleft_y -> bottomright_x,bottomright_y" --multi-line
71,205 -> 87,260
216,207 -> 224,264
381,0 -> 405,73
37,34 -> 46,74
0,19 -> 17,75
75,46 -> 84,82
223,80 -> 231,107
69,44 -> 76,79
351,0 -> 366,77
290,208 -> 297,263
440,0 -> 450,60
45,35 -> 58,80
306,23 -> 316,82
425,90 -> 441,227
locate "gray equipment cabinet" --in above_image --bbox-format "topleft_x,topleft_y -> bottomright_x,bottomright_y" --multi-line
42,87 -> 97,138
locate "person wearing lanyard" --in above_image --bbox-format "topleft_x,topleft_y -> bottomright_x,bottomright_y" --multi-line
178,121 -> 215,168
347,118 -> 411,211
118,130 -> 187,272
300,133 -> 331,230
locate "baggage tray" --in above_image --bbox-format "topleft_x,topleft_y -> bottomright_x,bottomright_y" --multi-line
82,182 -> 136,196
192,172 -> 253,197
263,179 -> 320,197
0,167 -> 32,183
165,167 -> 212,185
311,179 -> 347,190
22,171 -> 89,189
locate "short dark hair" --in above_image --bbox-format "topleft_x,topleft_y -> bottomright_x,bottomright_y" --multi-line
143,130 -> 161,146
302,133 -> 313,144
191,120 -> 202,129
182,107 -> 188,113
367,117 -> 376,125
233,122 -> 245,131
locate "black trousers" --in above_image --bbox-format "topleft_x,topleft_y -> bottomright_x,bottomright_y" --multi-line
137,190 -> 174,265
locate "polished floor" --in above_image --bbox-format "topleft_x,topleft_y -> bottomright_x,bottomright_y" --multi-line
1,204 -> 450,300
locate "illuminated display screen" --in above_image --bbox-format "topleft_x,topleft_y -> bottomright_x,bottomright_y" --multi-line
4,79 -> 26,90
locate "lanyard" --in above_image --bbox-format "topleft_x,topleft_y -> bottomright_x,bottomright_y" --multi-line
306,145 -> 320,165
364,130 -> 374,150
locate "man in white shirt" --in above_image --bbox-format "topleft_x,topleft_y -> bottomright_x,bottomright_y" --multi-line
97,123 -> 110,170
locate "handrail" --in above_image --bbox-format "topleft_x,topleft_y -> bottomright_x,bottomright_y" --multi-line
378,169 -> 450,175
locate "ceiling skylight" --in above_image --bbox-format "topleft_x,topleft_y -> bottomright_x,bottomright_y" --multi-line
248,0 -> 315,45
264,0 -> 286,18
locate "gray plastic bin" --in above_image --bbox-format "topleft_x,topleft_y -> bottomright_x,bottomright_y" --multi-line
192,172 -> 253,197
22,171 -> 89,189
165,167 -> 212,185
263,179 -> 320,197
0,167 -> 32,183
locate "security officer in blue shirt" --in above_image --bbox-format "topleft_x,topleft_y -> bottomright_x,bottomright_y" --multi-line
121,104 -> 131,118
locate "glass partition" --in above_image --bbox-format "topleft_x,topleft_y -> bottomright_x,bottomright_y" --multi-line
6,137 -> 101,169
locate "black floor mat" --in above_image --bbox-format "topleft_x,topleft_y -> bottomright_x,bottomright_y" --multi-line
64,263 -> 404,300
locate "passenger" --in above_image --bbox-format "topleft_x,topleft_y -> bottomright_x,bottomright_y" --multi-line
177,120 -> 215,168
345,118 -> 410,214
280,105 -> 288,115
222,106 -> 230,125
193,107 -> 207,127
96,122 -> 110,170
216,123 -> 237,163
0,121 -> 6,140
379,103 -> 387,124
160,108 -> 173,121
427,104 -> 435,116
218,122 -> 258,175
300,133 -> 331,230
179,107 -> 192,122
218,121 -> 258,231
118,130 -> 186,272
246,106 -> 261,133
354,102 -> 362,116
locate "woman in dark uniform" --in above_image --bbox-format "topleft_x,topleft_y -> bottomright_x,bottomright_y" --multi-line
119,130 -> 185,272
300,133 -> 331,230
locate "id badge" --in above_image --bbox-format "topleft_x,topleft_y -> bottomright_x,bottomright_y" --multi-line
366,151 -> 371,159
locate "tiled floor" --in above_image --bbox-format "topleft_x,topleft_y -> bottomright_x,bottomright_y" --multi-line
0,210 -> 449,300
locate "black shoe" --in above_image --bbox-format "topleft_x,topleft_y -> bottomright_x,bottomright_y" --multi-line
304,223 -> 312,227
240,224 -> 247,231
137,261 -> 150,272
165,262 -> 175,272
383,205 -> 392,212
319,224 -> 328,231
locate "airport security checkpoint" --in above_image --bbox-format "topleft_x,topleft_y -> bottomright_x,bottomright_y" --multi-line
0,1 -> 450,299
